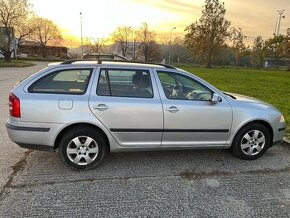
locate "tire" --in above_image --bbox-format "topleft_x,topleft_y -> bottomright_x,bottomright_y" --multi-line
58,127 -> 106,170
231,122 -> 271,160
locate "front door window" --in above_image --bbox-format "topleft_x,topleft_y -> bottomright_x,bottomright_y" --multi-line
157,71 -> 212,101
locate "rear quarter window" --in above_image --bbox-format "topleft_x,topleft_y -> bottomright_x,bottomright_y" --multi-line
28,68 -> 93,95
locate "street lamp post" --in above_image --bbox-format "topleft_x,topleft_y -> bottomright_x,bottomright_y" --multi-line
132,29 -> 135,61
129,26 -> 135,61
80,12 -> 83,56
168,27 -> 176,64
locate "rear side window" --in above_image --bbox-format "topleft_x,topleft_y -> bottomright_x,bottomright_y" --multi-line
97,69 -> 153,98
28,69 -> 93,94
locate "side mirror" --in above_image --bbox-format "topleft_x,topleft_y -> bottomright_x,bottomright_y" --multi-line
211,93 -> 222,103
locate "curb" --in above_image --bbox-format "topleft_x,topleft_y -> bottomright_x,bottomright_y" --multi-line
282,137 -> 290,145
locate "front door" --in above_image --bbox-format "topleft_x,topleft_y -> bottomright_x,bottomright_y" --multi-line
155,70 -> 232,147
89,68 -> 163,147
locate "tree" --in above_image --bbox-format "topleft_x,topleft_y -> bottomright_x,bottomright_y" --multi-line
251,36 -> 265,68
229,27 -> 247,67
30,17 -> 62,57
212,45 -> 233,66
264,34 -> 285,69
0,27 -> 14,61
112,26 -> 132,58
283,28 -> 290,58
0,0 -> 31,61
168,37 -> 193,63
136,23 -> 161,62
184,0 -> 230,67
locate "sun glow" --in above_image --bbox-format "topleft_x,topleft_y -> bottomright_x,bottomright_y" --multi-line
30,0 -> 189,45
29,0 -> 290,46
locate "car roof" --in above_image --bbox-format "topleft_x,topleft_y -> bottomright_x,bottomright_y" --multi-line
48,60 -> 177,70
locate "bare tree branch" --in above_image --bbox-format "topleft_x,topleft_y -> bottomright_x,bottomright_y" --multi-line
136,23 -> 161,62
84,37 -> 107,53
112,26 -> 132,57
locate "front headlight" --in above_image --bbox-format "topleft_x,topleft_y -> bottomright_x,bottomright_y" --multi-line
280,115 -> 285,123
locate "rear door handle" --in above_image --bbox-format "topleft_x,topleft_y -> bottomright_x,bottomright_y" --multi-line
166,106 -> 179,113
93,104 -> 108,111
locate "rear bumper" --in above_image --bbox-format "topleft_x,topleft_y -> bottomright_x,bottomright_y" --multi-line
6,121 -> 62,151
17,143 -> 54,151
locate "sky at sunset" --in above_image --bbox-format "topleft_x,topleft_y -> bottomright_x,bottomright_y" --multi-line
29,0 -> 290,46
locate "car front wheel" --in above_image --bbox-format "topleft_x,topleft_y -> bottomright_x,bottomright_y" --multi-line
231,123 -> 271,160
58,127 -> 106,170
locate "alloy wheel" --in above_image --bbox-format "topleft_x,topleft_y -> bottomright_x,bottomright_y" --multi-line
66,136 -> 99,165
240,130 -> 265,156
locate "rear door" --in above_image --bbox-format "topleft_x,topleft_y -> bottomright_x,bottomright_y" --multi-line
89,67 -> 163,147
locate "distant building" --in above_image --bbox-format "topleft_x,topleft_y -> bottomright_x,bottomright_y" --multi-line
17,40 -> 68,58
1,35 -> 68,59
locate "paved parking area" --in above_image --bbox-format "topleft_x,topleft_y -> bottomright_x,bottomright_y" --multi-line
0,62 -> 289,217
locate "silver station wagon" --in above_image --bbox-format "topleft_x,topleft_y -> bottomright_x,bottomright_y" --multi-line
6,61 -> 286,170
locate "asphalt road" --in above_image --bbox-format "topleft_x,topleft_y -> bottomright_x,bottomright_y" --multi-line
0,62 -> 289,217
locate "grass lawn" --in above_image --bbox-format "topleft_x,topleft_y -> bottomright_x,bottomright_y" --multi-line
178,66 -> 290,138
0,59 -> 35,67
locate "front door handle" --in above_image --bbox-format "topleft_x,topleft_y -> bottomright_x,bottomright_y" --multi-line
166,106 -> 179,113
93,104 -> 109,111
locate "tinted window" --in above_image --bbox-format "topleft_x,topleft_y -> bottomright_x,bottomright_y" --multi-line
157,71 -> 212,101
29,69 -> 93,94
97,69 -> 153,98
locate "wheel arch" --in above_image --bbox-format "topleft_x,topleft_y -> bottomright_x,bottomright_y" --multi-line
231,119 -> 274,147
54,123 -> 110,153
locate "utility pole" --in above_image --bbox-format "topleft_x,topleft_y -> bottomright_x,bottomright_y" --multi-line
276,9 -> 285,35
80,12 -> 84,56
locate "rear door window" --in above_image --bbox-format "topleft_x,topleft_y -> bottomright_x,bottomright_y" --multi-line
97,69 -> 153,98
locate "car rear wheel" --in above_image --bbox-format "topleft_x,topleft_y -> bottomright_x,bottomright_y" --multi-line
231,123 -> 271,160
58,127 -> 106,170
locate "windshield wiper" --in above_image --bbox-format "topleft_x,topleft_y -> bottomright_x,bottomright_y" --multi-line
223,92 -> 236,99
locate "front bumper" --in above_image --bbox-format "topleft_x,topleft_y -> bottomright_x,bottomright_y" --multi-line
272,121 -> 286,145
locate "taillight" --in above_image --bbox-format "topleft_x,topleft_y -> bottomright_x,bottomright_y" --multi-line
9,93 -> 21,118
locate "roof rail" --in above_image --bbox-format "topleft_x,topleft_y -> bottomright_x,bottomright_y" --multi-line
81,53 -> 130,61
146,63 -> 176,69
59,59 -> 176,69
60,59 -> 82,65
